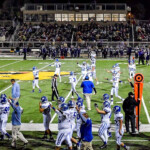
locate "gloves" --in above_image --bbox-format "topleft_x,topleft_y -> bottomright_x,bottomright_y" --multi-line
94,103 -> 98,108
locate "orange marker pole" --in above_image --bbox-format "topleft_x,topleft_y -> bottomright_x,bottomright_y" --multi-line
134,73 -> 144,131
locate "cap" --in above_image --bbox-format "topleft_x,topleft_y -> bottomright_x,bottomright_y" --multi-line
128,92 -> 134,96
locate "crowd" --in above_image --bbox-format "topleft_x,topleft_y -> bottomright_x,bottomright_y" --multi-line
75,22 -> 131,42
135,22 -> 150,41
0,25 -> 15,41
0,21 -> 150,43
15,23 -> 74,42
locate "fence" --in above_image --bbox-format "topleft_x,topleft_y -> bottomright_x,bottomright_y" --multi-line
0,41 -> 150,49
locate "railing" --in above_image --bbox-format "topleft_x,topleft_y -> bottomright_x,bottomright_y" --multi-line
0,41 -> 149,49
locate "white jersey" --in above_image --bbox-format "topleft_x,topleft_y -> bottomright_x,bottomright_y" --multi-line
114,112 -> 124,131
76,107 -> 86,124
0,102 -> 10,115
69,75 -> 77,85
129,64 -> 136,72
78,64 -> 87,72
101,107 -> 111,123
112,75 -> 119,88
69,108 -> 77,125
54,62 -> 61,69
41,102 -> 51,115
90,57 -> 96,67
56,110 -> 71,130
33,70 -> 39,79
115,66 -> 120,72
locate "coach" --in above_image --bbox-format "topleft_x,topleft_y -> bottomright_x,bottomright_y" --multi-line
51,74 -> 59,102
10,79 -> 20,104
8,100 -> 28,148
123,92 -> 140,134
81,76 -> 97,110
76,107 -> 93,150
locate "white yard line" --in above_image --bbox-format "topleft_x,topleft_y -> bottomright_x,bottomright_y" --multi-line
142,96 -> 150,124
25,138 -> 149,142
50,74 -> 82,123
92,139 -> 149,142
0,62 -> 54,94
0,60 -> 22,69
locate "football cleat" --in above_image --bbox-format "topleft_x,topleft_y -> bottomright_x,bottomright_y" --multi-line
100,143 -> 107,149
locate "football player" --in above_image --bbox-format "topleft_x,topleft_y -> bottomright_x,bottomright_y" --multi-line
50,59 -> 62,82
0,94 -> 11,140
105,70 -> 124,105
113,106 -> 130,150
39,96 -> 54,141
51,103 -> 72,150
110,71 -> 124,105
69,72 -> 79,98
76,98 -> 86,139
94,100 -> 111,149
32,66 -> 41,93
77,62 -> 87,80
128,58 -> 136,79
90,52 -> 99,85
68,100 -> 78,145
102,94 -> 112,138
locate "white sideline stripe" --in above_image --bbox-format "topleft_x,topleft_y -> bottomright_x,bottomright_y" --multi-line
142,96 -> 150,124
0,60 -> 22,69
50,74 -> 82,123
0,62 -> 54,94
93,139 -> 149,142
25,138 -> 149,142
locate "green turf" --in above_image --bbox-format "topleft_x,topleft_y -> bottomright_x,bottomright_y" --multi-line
0,131 -> 150,150
0,59 -> 150,124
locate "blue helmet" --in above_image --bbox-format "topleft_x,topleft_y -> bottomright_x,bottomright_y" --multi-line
112,65 -> 116,68
60,103 -> 68,111
113,106 -> 121,114
103,94 -> 109,101
115,63 -> 119,67
59,96 -> 65,103
33,66 -> 36,70
103,101 -> 110,108
68,100 -> 75,108
70,71 -> 74,76
0,94 -> 7,99
76,101 -> 83,108
77,97 -> 83,103
56,59 -> 59,62
1,97 -> 7,104
41,96 -> 48,103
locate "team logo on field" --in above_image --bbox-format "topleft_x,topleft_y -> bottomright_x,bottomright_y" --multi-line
0,71 -> 69,80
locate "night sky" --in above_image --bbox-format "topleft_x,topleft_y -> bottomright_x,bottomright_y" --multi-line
0,0 -> 150,19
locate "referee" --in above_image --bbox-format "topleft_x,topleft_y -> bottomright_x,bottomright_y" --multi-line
51,74 -> 59,102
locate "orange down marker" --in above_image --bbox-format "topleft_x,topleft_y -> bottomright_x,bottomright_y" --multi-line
134,73 -> 144,131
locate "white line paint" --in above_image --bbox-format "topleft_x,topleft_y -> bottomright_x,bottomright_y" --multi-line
0,60 -> 22,69
25,138 -> 149,142
50,74 -> 82,123
142,96 -> 150,124
92,139 -> 149,142
0,62 -> 54,94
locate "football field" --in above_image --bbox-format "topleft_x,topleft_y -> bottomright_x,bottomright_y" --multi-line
0,58 -> 150,149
